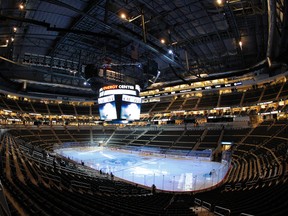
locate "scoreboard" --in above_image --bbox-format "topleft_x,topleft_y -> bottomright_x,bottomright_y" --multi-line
98,85 -> 141,122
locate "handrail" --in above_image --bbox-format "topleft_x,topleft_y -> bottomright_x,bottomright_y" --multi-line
239,213 -> 255,216
214,205 -> 231,216
202,201 -> 211,211
194,198 -> 202,206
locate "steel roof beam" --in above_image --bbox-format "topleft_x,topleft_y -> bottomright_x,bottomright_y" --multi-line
42,0 -> 191,74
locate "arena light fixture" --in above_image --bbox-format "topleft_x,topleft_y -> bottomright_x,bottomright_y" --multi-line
0,39 -> 9,47
3,109 -> 12,113
29,113 -> 41,116
7,118 -> 21,122
239,40 -> 243,50
119,9 -> 147,43
19,3 -> 25,10
216,0 -> 223,6
120,12 -> 127,20
120,12 -> 142,23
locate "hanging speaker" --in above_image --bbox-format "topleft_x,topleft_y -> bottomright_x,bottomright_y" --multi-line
84,64 -> 98,79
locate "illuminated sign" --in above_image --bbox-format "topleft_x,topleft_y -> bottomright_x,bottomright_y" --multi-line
98,95 -> 115,104
99,84 -> 140,92
122,95 -> 142,103
99,84 -> 140,97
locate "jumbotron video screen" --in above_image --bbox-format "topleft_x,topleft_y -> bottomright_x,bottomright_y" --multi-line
98,85 -> 141,122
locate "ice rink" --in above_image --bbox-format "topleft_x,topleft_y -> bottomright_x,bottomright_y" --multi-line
55,146 -> 229,192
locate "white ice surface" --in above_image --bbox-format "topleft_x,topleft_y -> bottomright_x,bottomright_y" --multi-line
55,147 -> 229,192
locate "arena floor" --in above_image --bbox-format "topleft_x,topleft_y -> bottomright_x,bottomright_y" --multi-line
55,147 -> 229,192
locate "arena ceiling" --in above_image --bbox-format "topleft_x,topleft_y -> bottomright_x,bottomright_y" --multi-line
0,0 -> 287,100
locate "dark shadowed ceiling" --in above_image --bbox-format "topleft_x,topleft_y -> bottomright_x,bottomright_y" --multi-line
0,0 -> 287,100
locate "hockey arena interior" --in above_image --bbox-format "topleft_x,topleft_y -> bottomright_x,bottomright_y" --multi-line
0,0 -> 288,216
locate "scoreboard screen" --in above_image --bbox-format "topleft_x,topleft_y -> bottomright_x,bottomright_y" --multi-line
98,85 -> 141,122
98,95 -> 117,120
121,95 -> 141,120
